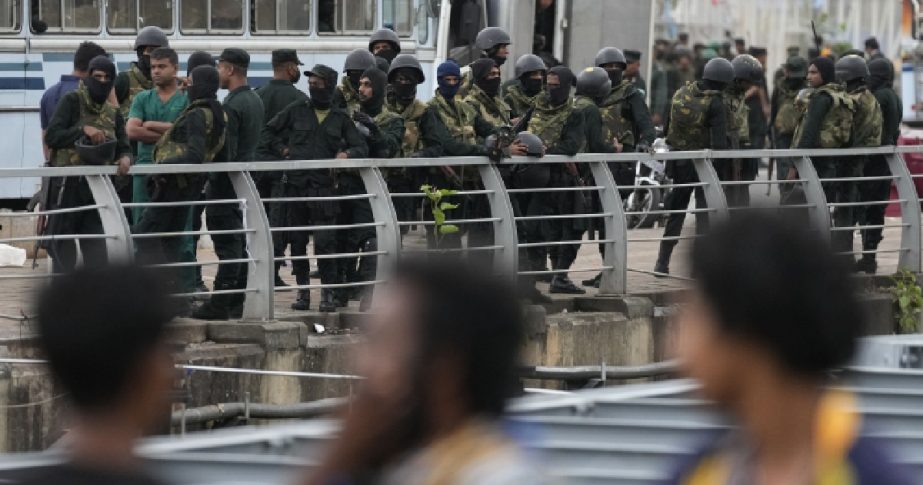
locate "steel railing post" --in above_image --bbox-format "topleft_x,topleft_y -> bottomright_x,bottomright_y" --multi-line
888,152 -> 922,272
358,166 -> 401,294
794,156 -> 831,237
693,156 -> 729,222
478,162 -> 518,277
588,161 -> 627,295
229,171 -> 274,321
84,174 -> 133,262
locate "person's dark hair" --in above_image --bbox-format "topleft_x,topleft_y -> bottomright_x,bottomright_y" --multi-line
73,41 -> 106,73
36,265 -> 174,413
150,47 -> 179,66
691,213 -> 861,378
394,257 -> 524,417
865,37 -> 880,51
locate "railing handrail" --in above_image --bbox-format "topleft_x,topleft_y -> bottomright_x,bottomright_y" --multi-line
3,145 -> 922,178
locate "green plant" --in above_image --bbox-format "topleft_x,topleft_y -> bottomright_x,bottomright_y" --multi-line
891,270 -> 923,333
420,184 -> 459,248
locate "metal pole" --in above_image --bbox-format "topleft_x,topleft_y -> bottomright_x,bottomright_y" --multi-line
588,161 -> 626,295
794,156 -> 832,236
358,166 -> 401,301
84,174 -> 133,262
888,153 -> 922,272
229,171 -> 274,321
692,156 -> 729,222
478,163 -> 518,277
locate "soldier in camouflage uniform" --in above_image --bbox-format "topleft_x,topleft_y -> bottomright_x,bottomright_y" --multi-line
458,27 -> 511,98
338,67 -> 405,311
463,59 -> 512,133
720,55 -> 762,207
259,64 -> 368,313
334,49 -> 377,116
653,58 -> 731,275
134,66 -> 225,276
45,56 -> 131,273
770,56 -> 808,198
503,54 -> 546,119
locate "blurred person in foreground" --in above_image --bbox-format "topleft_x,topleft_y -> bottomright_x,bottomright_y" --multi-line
669,213 -> 912,484
306,258 -> 545,485
20,265 -> 176,484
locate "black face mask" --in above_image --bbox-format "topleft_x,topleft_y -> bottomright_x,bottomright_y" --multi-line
84,76 -> 112,104
347,71 -> 363,90
548,84 -> 570,106
868,76 -> 887,91
310,87 -> 334,109
377,48 -> 397,63
521,76 -> 543,96
187,65 -> 220,102
137,55 -> 152,78
607,67 -> 623,85
491,54 -> 507,67
392,82 -> 417,102
476,76 -> 501,97
785,77 -> 805,90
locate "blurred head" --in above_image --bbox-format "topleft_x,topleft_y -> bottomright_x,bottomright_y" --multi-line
865,36 -> 880,54
37,266 -> 176,432
356,258 -> 524,430
149,47 -> 178,88
73,41 -> 106,76
677,213 -> 861,407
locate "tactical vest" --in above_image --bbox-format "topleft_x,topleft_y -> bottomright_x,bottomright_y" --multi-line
429,92 -> 477,145
723,89 -> 749,149
666,81 -> 722,151
792,83 -> 855,149
119,63 -> 153,119
529,94 -> 573,149
847,88 -> 883,148
573,95 -> 598,153
464,85 -> 512,131
387,97 -> 428,157
153,101 -> 226,164
51,82 -> 118,167
773,85 -> 801,136
338,78 -> 362,116
504,83 -> 537,118
600,80 -> 637,147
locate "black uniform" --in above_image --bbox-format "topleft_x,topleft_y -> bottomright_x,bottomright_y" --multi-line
254,79 -> 308,195
860,84 -> 902,255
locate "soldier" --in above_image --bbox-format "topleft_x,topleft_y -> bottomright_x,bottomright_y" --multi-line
134,66 -> 225,276
720,54 -> 762,207
834,55 -> 882,260
653,58 -> 731,275
463,58 -> 511,130
45,55 -> 131,273
504,54 -> 546,119
259,64 -> 368,312
180,51 -> 215,91
193,48 -> 265,320
335,49 -> 377,116
340,67 -> 405,310
115,26 -> 170,123
857,58 -> 901,273
770,56 -> 808,197
624,49 -> 646,94
517,66 -> 584,299
458,27 -> 512,96
368,28 -> 400,63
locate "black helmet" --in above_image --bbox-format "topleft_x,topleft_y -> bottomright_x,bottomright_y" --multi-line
514,54 -> 547,79
576,67 -> 611,98
835,54 -> 869,82
515,132 -> 545,157
75,136 -> 117,165
475,27 -> 511,51
134,26 -> 169,50
731,54 -> 763,83
702,57 -> 735,84
387,54 -> 425,83
595,47 -> 627,68
344,48 -> 376,72
369,28 -> 401,53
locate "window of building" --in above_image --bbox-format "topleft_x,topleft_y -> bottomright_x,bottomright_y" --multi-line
181,0 -> 243,33
318,0 -> 375,35
107,0 -> 174,33
381,0 -> 411,36
0,0 -> 20,31
252,0 -> 309,34
34,0 -> 100,32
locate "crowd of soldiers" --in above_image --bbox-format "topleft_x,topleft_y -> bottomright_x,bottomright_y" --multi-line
39,25 -> 902,317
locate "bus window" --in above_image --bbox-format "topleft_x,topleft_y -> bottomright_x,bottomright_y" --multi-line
0,0 -> 20,31
382,0 -> 411,36
252,0 -> 310,34
107,0 -> 174,33
181,0 -> 243,33
318,0 -> 375,35
33,0 -> 100,33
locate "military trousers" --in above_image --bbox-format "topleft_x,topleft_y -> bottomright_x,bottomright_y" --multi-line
661,161 -> 708,249
205,177 -> 248,300
46,177 -> 108,273
858,155 -> 892,252
336,173 -> 377,288
270,179 -> 312,283
814,156 -> 865,255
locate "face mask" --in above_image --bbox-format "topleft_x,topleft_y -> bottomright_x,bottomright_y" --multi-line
548,84 -> 570,106
607,67 -> 623,85
491,54 -> 507,67
476,77 -> 502,97
867,76 -> 887,91
187,83 -> 212,102
138,55 -> 152,78
84,76 -> 112,104
377,48 -> 397,63
522,76 -> 543,96
393,82 -> 417,102
310,87 -> 334,109
347,71 -> 363,90
438,79 -> 460,99
785,77 -> 804,90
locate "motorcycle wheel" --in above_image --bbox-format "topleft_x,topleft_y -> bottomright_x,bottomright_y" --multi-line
624,183 -> 662,229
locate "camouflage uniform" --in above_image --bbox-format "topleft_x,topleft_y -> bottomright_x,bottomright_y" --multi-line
720,87 -> 751,206
44,82 -> 131,272
599,80 -> 657,197
503,82 -> 538,119
334,77 -> 362,116
770,81 -> 805,195
464,84 -> 512,133
115,63 -> 153,120
837,86 -> 883,255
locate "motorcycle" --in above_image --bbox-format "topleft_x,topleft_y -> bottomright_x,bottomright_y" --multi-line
623,137 -> 671,229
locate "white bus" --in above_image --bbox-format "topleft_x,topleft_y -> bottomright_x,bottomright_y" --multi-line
0,0 -> 653,202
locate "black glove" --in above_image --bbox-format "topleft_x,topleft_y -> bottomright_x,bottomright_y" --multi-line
353,112 -> 379,134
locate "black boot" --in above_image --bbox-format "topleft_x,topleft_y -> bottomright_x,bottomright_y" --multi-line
291,290 -> 311,310
319,289 -> 338,313
856,254 -> 878,275
581,273 -> 602,288
550,275 -> 586,294
192,297 -> 230,320
654,243 -> 674,277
